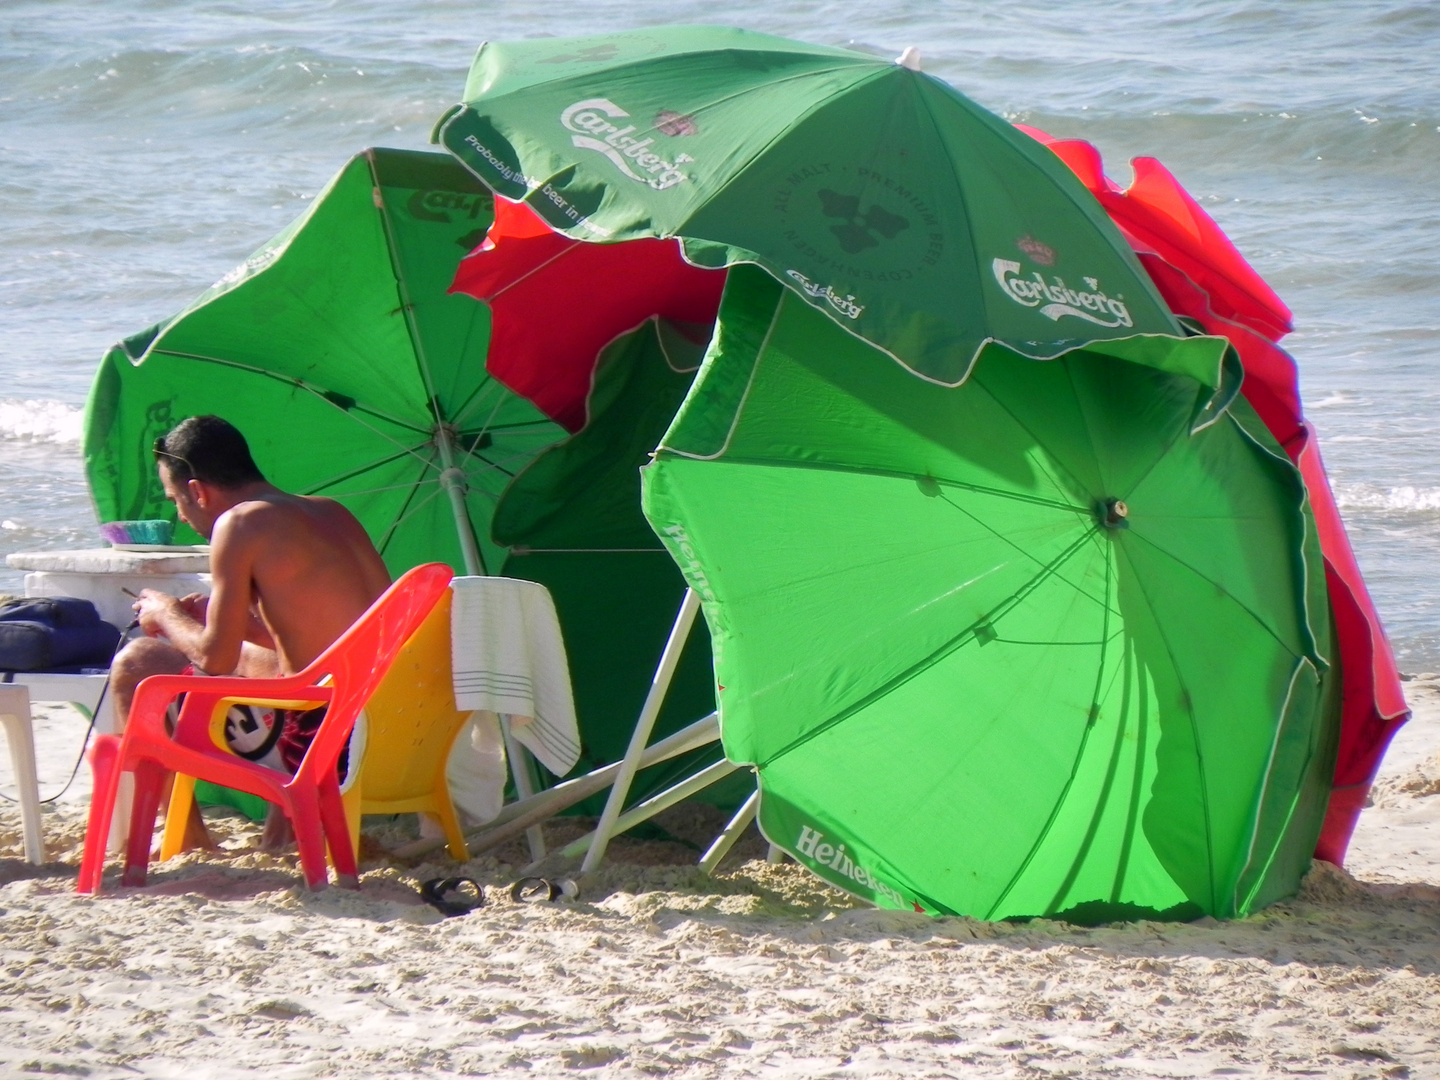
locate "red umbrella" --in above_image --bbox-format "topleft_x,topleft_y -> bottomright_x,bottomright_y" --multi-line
449,197 -> 725,432
1021,125 -> 1408,864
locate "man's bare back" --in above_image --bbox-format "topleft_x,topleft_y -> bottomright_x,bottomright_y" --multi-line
213,491 -> 392,676
127,476 -> 390,682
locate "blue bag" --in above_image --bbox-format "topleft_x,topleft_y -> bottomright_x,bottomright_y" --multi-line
0,597 -> 122,671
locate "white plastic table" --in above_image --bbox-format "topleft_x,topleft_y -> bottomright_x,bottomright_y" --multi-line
7,547 -> 211,630
0,684 -> 43,864
0,672 -> 119,864
4,547 -> 208,860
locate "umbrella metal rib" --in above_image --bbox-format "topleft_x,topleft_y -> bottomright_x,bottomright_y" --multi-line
1126,523 -> 1315,664
1108,545 -> 1222,911
147,348 -> 431,440
980,547 -> 1117,918
367,152 -> 485,576
762,522 -> 1106,767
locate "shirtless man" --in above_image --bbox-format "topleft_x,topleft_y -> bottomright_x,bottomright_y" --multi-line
111,415 -> 391,848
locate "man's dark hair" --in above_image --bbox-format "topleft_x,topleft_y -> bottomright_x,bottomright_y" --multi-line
153,415 -> 266,488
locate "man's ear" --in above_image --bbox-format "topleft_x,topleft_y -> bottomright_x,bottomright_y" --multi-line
188,478 -> 208,507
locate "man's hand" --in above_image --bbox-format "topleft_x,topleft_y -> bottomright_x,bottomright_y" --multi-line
134,589 -> 182,638
177,592 -> 210,623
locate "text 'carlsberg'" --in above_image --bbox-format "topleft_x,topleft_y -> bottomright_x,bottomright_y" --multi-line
992,258 -> 1133,329
561,98 -> 692,191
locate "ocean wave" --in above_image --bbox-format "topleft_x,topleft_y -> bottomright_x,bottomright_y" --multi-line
1335,484 -> 1440,513
0,400 -> 82,445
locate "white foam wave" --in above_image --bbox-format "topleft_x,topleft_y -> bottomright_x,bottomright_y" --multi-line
1335,483 -> 1440,512
0,399 -> 82,445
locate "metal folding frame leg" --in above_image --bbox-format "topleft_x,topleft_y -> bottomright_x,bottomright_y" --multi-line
580,589 -> 701,875
554,757 -> 740,866
393,711 -> 720,860
397,587 -> 727,871
699,787 -> 759,875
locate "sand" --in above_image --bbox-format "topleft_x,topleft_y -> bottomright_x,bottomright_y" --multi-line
2,680 -> 1438,1079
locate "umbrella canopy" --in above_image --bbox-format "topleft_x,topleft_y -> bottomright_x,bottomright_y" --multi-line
450,197 -> 725,433
643,267 -> 1339,922
488,318 -> 731,804
84,148 -> 563,577
436,26 -> 1182,386
1018,127 -> 1408,864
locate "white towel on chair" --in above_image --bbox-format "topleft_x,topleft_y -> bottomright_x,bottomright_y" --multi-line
449,576 -> 581,777
441,711 -> 508,826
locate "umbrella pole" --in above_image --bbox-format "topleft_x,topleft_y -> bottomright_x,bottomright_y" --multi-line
580,588 -> 702,874
437,428 -> 557,861
502,719 -> 547,861
436,458 -> 486,579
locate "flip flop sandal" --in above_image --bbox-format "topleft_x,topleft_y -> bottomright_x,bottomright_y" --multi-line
420,876 -> 485,917
509,876 -> 580,903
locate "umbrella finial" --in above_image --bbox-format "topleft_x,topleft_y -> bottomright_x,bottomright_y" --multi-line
896,47 -> 922,71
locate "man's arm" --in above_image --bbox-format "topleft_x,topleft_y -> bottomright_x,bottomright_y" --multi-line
175,592 -> 276,651
244,606 -> 276,650
135,510 -> 257,675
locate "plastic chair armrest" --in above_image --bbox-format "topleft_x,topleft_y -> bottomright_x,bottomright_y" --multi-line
129,674 -> 335,747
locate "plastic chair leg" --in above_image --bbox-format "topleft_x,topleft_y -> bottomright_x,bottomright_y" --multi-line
78,735 -> 122,893
0,701 -> 45,866
159,774 -> 197,862
120,758 -> 166,887
431,796 -> 470,863
317,778 -> 357,888
288,788 -> 331,891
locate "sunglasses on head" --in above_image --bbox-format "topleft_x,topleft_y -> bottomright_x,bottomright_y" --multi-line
152,438 -> 195,474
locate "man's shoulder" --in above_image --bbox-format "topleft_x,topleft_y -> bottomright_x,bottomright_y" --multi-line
226,492 -> 369,541
299,494 -> 365,528
218,492 -> 320,536
222,492 -> 299,522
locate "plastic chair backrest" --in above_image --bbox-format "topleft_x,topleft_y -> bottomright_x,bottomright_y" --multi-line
358,588 -> 471,801
288,563 -> 454,783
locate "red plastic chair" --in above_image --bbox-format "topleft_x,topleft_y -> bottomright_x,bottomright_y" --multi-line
78,562 -> 454,893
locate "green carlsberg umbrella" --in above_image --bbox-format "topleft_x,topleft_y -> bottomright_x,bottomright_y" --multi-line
437,26 -> 1181,386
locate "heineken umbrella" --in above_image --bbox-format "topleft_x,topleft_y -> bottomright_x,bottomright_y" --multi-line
644,267 -> 1339,922
436,26 -> 1182,386
84,148 -> 562,577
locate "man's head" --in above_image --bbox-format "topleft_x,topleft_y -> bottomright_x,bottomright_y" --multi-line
154,416 -> 266,537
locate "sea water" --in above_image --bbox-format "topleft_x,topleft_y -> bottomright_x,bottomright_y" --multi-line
2,0 -> 1438,668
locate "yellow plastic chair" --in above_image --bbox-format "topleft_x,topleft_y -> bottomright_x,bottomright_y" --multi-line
160,587 -> 472,864
341,587 -> 471,861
